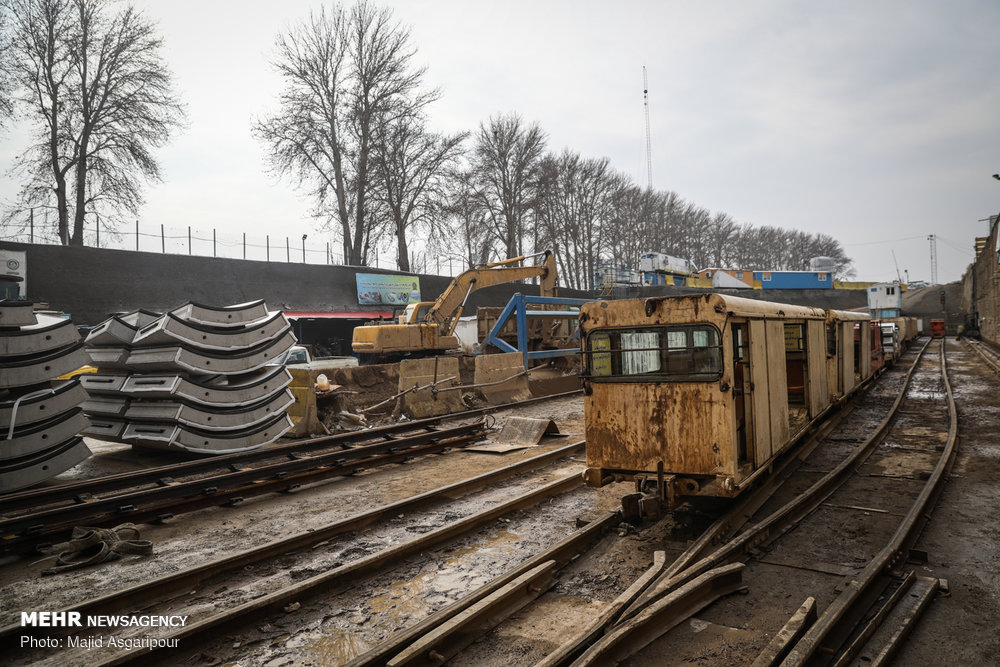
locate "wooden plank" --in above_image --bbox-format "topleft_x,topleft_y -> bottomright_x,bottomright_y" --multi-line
765,320 -> 790,449
806,320 -> 828,418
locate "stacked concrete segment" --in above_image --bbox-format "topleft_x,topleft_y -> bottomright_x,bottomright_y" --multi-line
80,300 -> 295,454
0,303 -> 92,493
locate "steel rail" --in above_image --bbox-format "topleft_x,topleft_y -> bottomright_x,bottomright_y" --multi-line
780,337 -> 957,665
1,441 -> 586,647
964,337 -> 1000,374
0,423 -> 486,552
0,418 -> 456,514
94,472 -> 585,666
346,511 -> 621,667
569,563 -> 747,666
616,336 -> 934,622
0,389 -> 582,516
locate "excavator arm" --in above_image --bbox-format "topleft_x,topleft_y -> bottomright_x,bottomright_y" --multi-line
426,250 -> 557,335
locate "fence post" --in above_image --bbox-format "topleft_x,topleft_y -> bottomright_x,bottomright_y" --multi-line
29,209 -> 34,243
266,235 -> 270,262
243,233 -> 246,260
135,219 -> 139,251
326,242 -> 330,265
213,228 -> 217,257
161,224 -> 165,253
188,226 -> 192,254
286,237 -> 290,263
96,216 -> 100,248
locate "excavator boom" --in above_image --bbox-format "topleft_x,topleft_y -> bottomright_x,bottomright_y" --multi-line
352,251 -> 557,357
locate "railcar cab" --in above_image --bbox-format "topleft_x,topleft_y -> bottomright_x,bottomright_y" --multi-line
580,294 -> 841,505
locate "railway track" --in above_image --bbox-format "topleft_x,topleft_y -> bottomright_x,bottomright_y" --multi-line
570,336 -> 955,666
4,441 -> 594,665
963,336 -> 1000,373
342,340 -> 931,666
0,390 -> 581,554
6,342 -> 959,666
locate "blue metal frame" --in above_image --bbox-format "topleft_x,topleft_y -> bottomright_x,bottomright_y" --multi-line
479,293 -> 594,367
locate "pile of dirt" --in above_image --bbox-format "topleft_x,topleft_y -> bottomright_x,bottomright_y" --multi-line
902,281 -> 963,317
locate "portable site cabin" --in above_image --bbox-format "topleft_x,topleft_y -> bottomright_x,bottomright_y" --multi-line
580,293 -> 859,500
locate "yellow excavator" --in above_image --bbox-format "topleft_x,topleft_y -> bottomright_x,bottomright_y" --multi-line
352,250 -> 558,358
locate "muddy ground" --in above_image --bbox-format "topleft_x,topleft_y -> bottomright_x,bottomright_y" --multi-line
3,338 -> 1000,666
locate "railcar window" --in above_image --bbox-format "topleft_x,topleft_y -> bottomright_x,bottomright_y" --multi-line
621,332 -> 661,374
784,324 -> 805,352
584,325 -> 722,381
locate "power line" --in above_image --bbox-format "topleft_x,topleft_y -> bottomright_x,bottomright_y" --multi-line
842,235 -> 925,247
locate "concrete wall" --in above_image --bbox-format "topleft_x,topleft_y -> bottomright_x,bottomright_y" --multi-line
962,211 -> 1000,343
4,240 -> 875,327
0,241 -> 590,325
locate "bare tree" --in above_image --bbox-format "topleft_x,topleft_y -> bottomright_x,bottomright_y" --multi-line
434,166 -> 493,270
373,115 -> 466,271
470,112 -> 546,259
535,150 -> 618,289
3,0 -> 183,245
0,5 -> 15,128
255,1 -> 436,266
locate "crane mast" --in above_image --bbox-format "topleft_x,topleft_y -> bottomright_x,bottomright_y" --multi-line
643,66 -> 652,190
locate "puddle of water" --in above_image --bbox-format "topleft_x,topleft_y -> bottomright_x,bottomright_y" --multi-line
306,632 -> 372,665
366,571 -> 435,623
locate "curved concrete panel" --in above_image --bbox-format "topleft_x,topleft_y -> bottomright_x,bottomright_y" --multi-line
0,380 -> 87,428
0,437 -> 91,494
0,314 -> 80,356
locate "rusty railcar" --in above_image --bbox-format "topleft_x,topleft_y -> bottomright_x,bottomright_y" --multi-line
580,294 -> 871,504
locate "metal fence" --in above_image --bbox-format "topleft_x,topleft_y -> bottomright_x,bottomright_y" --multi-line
2,218 -> 466,276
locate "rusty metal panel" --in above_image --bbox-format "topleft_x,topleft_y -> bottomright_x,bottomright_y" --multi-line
396,357 -> 465,418
585,381 -> 733,478
473,353 -> 531,404
466,416 -> 558,454
806,320 -> 829,417
765,319 -> 790,452
749,319 -> 772,467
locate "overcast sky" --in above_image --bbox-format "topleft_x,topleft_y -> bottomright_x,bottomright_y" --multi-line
2,0 -> 998,283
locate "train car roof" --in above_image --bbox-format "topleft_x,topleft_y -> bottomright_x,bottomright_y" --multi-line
581,293 -> 827,323
826,309 -> 870,321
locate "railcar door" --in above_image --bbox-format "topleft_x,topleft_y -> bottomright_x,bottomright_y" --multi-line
732,323 -> 753,466
748,320 -> 773,467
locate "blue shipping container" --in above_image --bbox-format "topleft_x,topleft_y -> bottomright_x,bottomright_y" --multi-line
753,271 -> 833,289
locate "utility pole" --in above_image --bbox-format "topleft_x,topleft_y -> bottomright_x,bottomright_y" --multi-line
928,234 -> 938,285
643,66 -> 653,191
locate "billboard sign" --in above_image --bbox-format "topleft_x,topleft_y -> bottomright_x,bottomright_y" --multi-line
0,249 -> 27,298
356,273 -> 421,306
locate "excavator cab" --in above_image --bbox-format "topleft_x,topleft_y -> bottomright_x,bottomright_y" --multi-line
399,302 -> 436,325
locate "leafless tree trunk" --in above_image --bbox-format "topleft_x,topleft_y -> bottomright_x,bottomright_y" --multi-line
470,112 -> 546,259
436,167 -> 493,270
373,115 -> 465,272
3,0 -> 183,246
255,1 -> 436,267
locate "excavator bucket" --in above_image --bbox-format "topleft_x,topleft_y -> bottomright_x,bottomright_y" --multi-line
395,357 -> 466,418
474,353 -> 531,404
